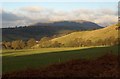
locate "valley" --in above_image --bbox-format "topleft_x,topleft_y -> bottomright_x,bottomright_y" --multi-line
1,2 -> 119,78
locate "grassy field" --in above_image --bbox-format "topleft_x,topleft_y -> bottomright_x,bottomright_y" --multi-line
2,45 -> 118,73
52,25 -> 118,44
2,47 -> 91,56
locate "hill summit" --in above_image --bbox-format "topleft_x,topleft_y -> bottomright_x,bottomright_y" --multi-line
32,20 -> 102,30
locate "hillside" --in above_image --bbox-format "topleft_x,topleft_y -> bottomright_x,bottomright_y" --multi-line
2,20 -> 102,41
52,25 -> 119,44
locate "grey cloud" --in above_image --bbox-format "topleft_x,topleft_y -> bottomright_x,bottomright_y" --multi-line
71,8 -> 117,26
2,11 -> 25,21
2,10 -> 30,27
2,9 -> 50,27
2,6 -> 118,28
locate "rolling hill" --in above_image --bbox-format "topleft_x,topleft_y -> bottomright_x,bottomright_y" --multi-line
52,24 -> 119,44
32,20 -> 101,30
2,20 -> 102,41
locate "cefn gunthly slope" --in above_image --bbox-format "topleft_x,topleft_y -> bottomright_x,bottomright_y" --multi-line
52,25 -> 119,44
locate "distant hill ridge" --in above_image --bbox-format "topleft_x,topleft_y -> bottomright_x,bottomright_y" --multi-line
31,20 -> 102,30
2,20 -> 102,41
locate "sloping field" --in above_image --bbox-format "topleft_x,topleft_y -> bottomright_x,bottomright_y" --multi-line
52,25 -> 118,44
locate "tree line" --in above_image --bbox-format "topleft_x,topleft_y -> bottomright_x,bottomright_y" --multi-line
2,37 -> 62,50
65,37 -> 119,47
1,36 -> 120,50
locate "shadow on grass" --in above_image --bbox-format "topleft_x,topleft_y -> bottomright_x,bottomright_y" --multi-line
2,45 -> 119,73
3,53 -> 118,78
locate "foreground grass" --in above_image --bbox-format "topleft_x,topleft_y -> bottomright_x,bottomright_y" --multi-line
3,54 -> 118,78
2,45 -> 118,73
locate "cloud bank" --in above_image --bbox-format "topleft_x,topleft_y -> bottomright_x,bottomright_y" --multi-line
2,6 -> 117,27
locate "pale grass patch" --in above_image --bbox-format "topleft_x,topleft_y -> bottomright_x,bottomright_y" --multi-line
1,46 -> 103,57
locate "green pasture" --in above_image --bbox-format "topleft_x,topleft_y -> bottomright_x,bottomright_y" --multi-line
2,45 -> 118,73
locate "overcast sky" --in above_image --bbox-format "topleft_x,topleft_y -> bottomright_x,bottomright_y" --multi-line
1,2 -> 118,28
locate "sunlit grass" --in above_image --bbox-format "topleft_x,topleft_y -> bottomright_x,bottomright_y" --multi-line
1,46 -> 101,56
52,25 -> 118,44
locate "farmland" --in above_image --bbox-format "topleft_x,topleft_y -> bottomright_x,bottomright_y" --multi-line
3,53 -> 118,78
2,45 -> 118,73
